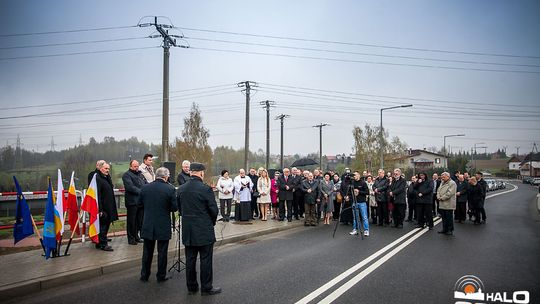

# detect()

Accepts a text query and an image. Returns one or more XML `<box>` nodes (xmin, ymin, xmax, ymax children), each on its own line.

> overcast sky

<box><xmin>1</xmin><ymin>1</ymin><xmax>539</xmax><ymax>157</ymax></box>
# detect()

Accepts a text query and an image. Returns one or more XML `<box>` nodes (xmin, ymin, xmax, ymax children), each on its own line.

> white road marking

<box><xmin>295</xmin><ymin>220</ymin><xmax>437</xmax><ymax>304</ymax></box>
<box><xmin>318</xmin><ymin>219</ymin><xmax>442</xmax><ymax>304</ymax></box>
<box><xmin>298</xmin><ymin>183</ymin><xmax>520</xmax><ymax>304</ymax></box>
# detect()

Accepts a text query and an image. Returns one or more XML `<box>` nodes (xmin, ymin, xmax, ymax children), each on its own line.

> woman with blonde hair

<box><xmin>257</xmin><ymin>167</ymin><xmax>271</xmax><ymax>221</ymax></box>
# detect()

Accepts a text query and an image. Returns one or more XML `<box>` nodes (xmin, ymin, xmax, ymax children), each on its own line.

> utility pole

<box><xmin>515</xmin><ymin>146</ymin><xmax>520</xmax><ymax>156</ymax></box>
<box><xmin>275</xmin><ymin>114</ymin><xmax>290</xmax><ymax>169</ymax></box>
<box><xmin>238</xmin><ymin>81</ymin><xmax>257</xmax><ymax>170</ymax></box>
<box><xmin>79</xmin><ymin>134</ymin><xmax>83</xmax><ymax>146</ymax></box>
<box><xmin>530</xmin><ymin>143</ymin><xmax>538</xmax><ymax>177</ymax></box>
<box><xmin>313</xmin><ymin>123</ymin><xmax>330</xmax><ymax>171</ymax></box>
<box><xmin>260</xmin><ymin>100</ymin><xmax>275</xmax><ymax>169</ymax></box>
<box><xmin>139</xmin><ymin>16</ymin><xmax>187</xmax><ymax>162</ymax></box>
<box><xmin>16</xmin><ymin>134</ymin><xmax>22</xmax><ymax>168</ymax></box>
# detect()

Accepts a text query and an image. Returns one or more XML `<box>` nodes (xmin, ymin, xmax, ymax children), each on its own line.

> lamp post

<box><xmin>380</xmin><ymin>104</ymin><xmax>413</xmax><ymax>170</ymax></box>
<box><xmin>443</xmin><ymin>134</ymin><xmax>465</xmax><ymax>169</ymax></box>
<box><xmin>472</xmin><ymin>142</ymin><xmax>486</xmax><ymax>171</ymax></box>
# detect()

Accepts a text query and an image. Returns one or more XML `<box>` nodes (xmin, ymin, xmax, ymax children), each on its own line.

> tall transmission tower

<box><xmin>260</xmin><ymin>100</ymin><xmax>276</xmax><ymax>169</ymax></box>
<box><xmin>139</xmin><ymin>16</ymin><xmax>188</xmax><ymax>162</ymax></box>
<box><xmin>238</xmin><ymin>81</ymin><xmax>258</xmax><ymax>169</ymax></box>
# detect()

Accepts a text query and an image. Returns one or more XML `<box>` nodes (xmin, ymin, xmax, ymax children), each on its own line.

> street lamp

<box><xmin>472</xmin><ymin>142</ymin><xmax>487</xmax><ymax>172</ymax></box>
<box><xmin>380</xmin><ymin>104</ymin><xmax>413</xmax><ymax>170</ymax></box>
<box><xmin>443</xmin><ymin>134</ymin><xmax>465</xmax><ymax>168</ymax></box>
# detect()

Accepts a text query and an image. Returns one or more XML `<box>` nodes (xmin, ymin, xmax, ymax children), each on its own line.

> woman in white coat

<box><xmin>216</xmin><ymin>170</ymin><xmax>234</xmax><ymax>222</ymax></box>
<box><xmin>257</xmin><ymin>167</ymin><xmax>272</xmax><ymax>221</ymax></box>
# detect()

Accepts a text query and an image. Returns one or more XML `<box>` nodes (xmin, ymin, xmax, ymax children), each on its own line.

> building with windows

<box><xmin>394</xmin><ymin>149</ymin><xmax>447</xmax><ymax>170</ymax></box>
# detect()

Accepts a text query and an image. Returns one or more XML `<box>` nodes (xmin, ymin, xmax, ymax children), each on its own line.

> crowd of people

<box><xmin>86</xmin><ymin>154</ymin><xmax>491</xmax><ymax>295</ymax></box>
<box><xmin>213</xmin><ymin>166</ymin><xmax>490</xmax><ymax>237</ymax></box>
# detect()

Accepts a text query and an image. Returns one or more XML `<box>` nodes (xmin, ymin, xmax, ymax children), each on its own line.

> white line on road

<box><xmin>295</xmin><ymin>184</ymin><xmax>518</xmax><ymax>304</ymax></box>
<box><xmin>294</xmin><ymin>219</ymin><xmax>439</xmax><ymax>304</ymax></box>
<box><xmin>318</xmin><ymin>218</ymin><xmax>442</xmax><ymax>304</ymax></box>
<box><xmin>310</xmin><ymin>184</ymin><xmax>519</xmax><ymax>304</ymax></box>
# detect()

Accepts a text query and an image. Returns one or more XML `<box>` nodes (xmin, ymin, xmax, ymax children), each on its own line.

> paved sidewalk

<box><xmin>0</xmin><ymin>219</ymin><xmax>303</xmax><ymax>299</ymax></box>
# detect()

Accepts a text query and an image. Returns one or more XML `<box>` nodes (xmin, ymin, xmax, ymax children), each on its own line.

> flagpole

<box><xmin>64</xmin><ymin>210</ymin><xmax>82</xmax><ymax>256</ymax></box>
<box><xmin>55</xmin><ymin>210</ymin><xmax>68</xmax><ymax>256</ymax></box>
<box><xmin>30</xmin><ymin>214</ymin><xmax>46</xmax><ymax>255</ymax></box>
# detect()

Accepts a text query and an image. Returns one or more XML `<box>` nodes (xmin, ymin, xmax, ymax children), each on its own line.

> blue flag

<box><xmin>43</xmin><ymin>178</ymin><xmax>57</xmax><ymax>259</ymax></box>
<box><xmin>13</xmin><ymin>176</ymin><xmax>34</xmax><ymax>244</ymax></box>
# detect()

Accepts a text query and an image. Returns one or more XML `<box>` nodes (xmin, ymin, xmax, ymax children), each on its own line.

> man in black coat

<box><xmin>94</xmin><ymin>161</ymin><xmax>118</xmax><ymax>251</ymax></box>
<box><xmin>414</xmin><ymin>173</ymin><xmax>434</xmax><ymax>229</ymax></box>
<box><xmin>389</xmin><ymin>169</ymin><xmax>407</xmax><ymax>228</ymax></box>
<box><xmin>177</xmin><ymin>160</ymin><xmax>191</xmax><ymax>186</ymax></box>
<box><xmin>291</xmin><ymin>167</ymin><xmax>303</xmax><ymax>220</ymax></box>
<box><xmin>302</xmin><ymin>172</ymin><xmax>320</xmax><ymax>226</ymax></box>
<box><xmin>475</xmin><ymin>172</ymin><xmax>488</xmax><ymax>223</ymax></box>
<box><xmin>432</xmin><ymin>173</ymin><xmax>441</xmax><ymax>216</ymax></box>
<box><xmin>139</xmin><ymin>167</ymin><xmax>177</xmax><ymax>282</ymax></box>
<box><xmin>122</xmin><ymin>160</ymin><xmax>147</xmax><ymax>245</ymax></box>
<box><xmin>178</xmin><ymin>162</ymin><xmax>221</xmax><ymax>296</ymax></box>
<box><xmin>88</xmin><ymin>160</ymin><xmax>105</xmax><ymax>186</ymax></box>
<box><xmin>455</xmin><ymin>174</ymin><xmax>468</xmax><ymax>223</ymax></box>
<box><xmin>248</xmin><ymin>168</ymin><xmax>259</xmax><ymax>219</ymax></box>
<box><xmin>372</xmin><ymin>169</ymin><xmax>389</xmax><ymax>226</ymax></box>
<box><xmin>406</xmin><ymin>175</ymin><xmax>417</xmax><ymax>222</ymax></box>
<box><xmin>277</xmin><ymin>168</ymin><xmax>296</xmax><ymax>222</ymax></box>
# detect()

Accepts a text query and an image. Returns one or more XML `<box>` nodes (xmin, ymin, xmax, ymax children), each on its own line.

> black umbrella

<box><xmin>290</xmin><ymin>158</ymin><xmax>318</xmax><ymax>167</ymax></box>
<box><xmin>268</xmin><ymin>169</ymin><xmax>282</xmax><ymax>176</ymax></box>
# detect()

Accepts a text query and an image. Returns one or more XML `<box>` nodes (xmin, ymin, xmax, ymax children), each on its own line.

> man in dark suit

<box><xmin>177</xmin><ymin>160</ymin><xmax>190</xmax><ymax>186</ymax></box>
<box><xmin>178</xmin><ymin>162</ymin><xmax>221</xmax><ymax>296</ymax></box>
<box><xmin>432</xmin><ymin>173</ymin><xmax>441</xmax><ymax>216</ymax></box>
<box><xmin>389</xmin><ymin>168</ymin><xmax>407</xmax><ymax>228</ymax></box>
<box><xmin>290</xmin><ymin>167</ymin><xmax>303</xmax><ymax>220</ymax></box>
<box><xmin>88</xmin><ymin>160</ymin><xmax>105</xmax><ymax>186</ymax></box>
<box><xmin>139</xmin><ymin>167</ymin><xmax>177</xmax><ymax>282</ymax></box>
<box><xmin>122</xmin><ymin>160</ymin><xmax>147</xmax><ymax>245</ymax></box>
<box><xmin>94</xmin><ymin>161</ymin><xmax>118</xmax><ymax>251</ymax></box>
<box><xmin>277</xmin><ymin>167</ymin><xmax>295</xmax><ymax>222</ymax></box>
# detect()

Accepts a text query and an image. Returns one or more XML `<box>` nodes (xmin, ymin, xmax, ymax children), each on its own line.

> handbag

<box><xmin>253</xmin><ymin>191</ymin><xmax>261</xmax><ymax>198</ymax></box>
<box><xmin>336</xmin><ymin>192</ymin><xmax>343</xmax><ymax>203</ymax></box>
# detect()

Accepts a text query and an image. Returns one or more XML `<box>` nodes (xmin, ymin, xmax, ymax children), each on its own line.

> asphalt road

<box><xmin>7</xmin><ymin>183</ymin><xmax>539</xmax><ymax>304</ymax></box>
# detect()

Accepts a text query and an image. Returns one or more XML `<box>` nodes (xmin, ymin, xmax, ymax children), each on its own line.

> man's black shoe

<box><xmin>107</xmin><ymin>238</ymin><xmax>112</xmax><ymax>242</ymax></box>
<box><xmin>128</xmin><ymin>240</ymin><xmax>138</xmax><ymax>245</ymax></box>
<box><xmin>201</xmin><ymin>287</ymin><xmax>222</xmax><ymax>296</ymax></box>
<box><xmin>445</xmin><ymin>231</ymin><xmax>453</xmax><ymax>236</ymax></box>
<box><xmin>437</xmin><ymin>230</ymin><xmax>447</xmax><ymax>234</ymax></box>
<box><xmin>157</xmin><ymin>277</ymin><xmax>169</xmax><ymax>283</ymax></box>
<box><xmin>295</xmin><ymin>216</ymin><xmax>299</xmax><ymax>220</ymax></box>
<box><xmin>136</xmin><ymin>239</ymin><xmax>144</xmax><ymax>243</ymax></box>
<box><xmin>140</xmin><ymin>276</ymin><xmax>149</xmax><ymax>282</ymax></box>
<box><xmin>287</xmin><ymin>219</ymin><xmax>292</xmax><ymax>222</ymax></box>
<box><xmin>188</xmin><ymin>288</ymin><xmax>199</xmax><ymax>295</ymax></box>
<box><xmin>101</xmin><ymin>245</ymin><xmax>114</xmax><ymax>252</ymax></box>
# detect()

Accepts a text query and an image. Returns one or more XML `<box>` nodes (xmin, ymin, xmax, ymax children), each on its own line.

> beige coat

<box><xmin>437</xmin><ymin>179</ymin><xmax>457</xmax><ymax>210</ymax></box>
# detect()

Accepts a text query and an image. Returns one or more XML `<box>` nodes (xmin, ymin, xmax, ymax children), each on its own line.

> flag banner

<box><xmin>66</xmin><ymin>171</ymin><xmax>80</xmax><ymax>235</ymax></box>
<box><xmin>81</xmin><ymin>173</ymin><xmax>99</xmax><ymax>243</ymax></box>
<box><xmin>43</xmin><ymin>178</ymin><xmax>57</xmax><ymax>259</ymax></box>
<box><xmin>13</xmin><ymin>176</ymin><xmax>34</xmax><ymax>244</ymax></box>
<box><xmin>54</xmin><ymin>169</ymin><xmax>65</xmax><ymax>241</ymax></box>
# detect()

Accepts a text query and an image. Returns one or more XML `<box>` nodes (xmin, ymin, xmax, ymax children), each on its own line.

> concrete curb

<box><xmin>0</xmin><ymin>221</ymin><xmax>303</xmax><ymax>300</ymax></box>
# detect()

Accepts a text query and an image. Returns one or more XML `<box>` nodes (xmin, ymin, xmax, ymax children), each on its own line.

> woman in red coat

<box><xmin>270</xmin><ymin>172</ymin><xmax>280</xmax><ymax>219</ymax></box>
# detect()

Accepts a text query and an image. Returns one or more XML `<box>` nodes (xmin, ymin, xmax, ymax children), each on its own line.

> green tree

<box><xmin>170</xmin><ymin>103</ymin><xmax>213</xmax><ymax>180</ymax></box>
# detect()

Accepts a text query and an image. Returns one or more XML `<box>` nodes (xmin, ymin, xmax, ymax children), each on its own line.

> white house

<box><xmin>508</xmin><ymin>156</ymin><xmax>523</xmax><ymax>171</ymax></box>
<box><xmin>394</xmin><ymin>149</ymin><xmax>448</xmax><ymax>170</ymax></box>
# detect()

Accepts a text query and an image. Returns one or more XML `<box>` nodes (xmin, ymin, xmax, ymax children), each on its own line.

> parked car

<box><xmin>485</xmin><ymin>179</ymin><xmax>496</xmax><ymax>191</ymax></box>
<box><xmin>532</xmin><ymin>178</ymin><xmax>540</xmax><ymax>186</ymax></box>
<box><xmin>523</xmin><ymin>176</ymin><xmax>533</xmax><ymax>184</ymax></box>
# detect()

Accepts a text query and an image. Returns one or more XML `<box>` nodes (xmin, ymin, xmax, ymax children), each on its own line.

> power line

<box><xmin>185</xmin><ymin>36</ymin><xmax>540</xmax><ymax>69</ymax></box>
<box><xmin>0</xmin><ymin>46</ymin><xmax>158</xmax><ymax>61</ymax></box>
<box><xmin>178</xmin><ymin>26</ymin><xmax>540</xmax><ymax>59</ymax></box>
<box><xmin>2</xmin><ymin>84</ymin><xmax>234</xmax><ymax>110</ymax></box>
<box><xmin>259</xmin><ymin>82</ymin><xmax>538</xmax><ymax>109</ymax></box>
<box><xmin>0</xmin><ymin>37</ymin><xmax>150</xmax><ymax>50</ymax></box>
<box><xmin>189</xmin><ymin>46</ymin><xmax>540</xmax><ymax>74</ymax></box>
<box><xmin>0</xmin><ymin>25</ymin><xmax>137</xmax><ymax>37</ymax></box>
